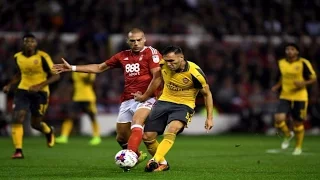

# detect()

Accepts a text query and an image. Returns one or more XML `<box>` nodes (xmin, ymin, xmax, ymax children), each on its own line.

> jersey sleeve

<box><xmin>40</xmin><ymin>51</ymin><xmax>54</xmax><ymax>74</ymax></box>
<box><xmin>191</xmin><ymin>67</ymin><xmax>208</xmax><ymax>89</ymax></box>
<box><xmin>275</xmin><ymin>60</ymin><xmax>281</xmax><ymax>82</ymax></box>
<box><xmin>302</xmin><ymin>60</ymin><xmax>317</xmax><ymax>80</ymax></box>
<box><xmin>148</xmin><ymin>47</ymin><xmax>161</xmax><ymax>69</ymax></box>
<box><xmin>13</xmin><ymin>54</ymin><xmax>20</xmax><ymax>74</ymax></box>
<box><xmin>104</xmin><ymin>52</ymin><xmax>122</xmax><ymax>68</ymax></box>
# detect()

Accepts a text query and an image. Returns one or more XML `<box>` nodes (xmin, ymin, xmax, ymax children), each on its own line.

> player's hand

<box><xmin>294</xmin><ymin>81</ymin><xmax>305</xmax><ymax>88</ymax></box>
<box><xmin>204</xmin><ymin>118</ymin><xmax>213</xmax><ymax>133</ymax></box>
<box><xmin>29</xmin><ymin>84</ymin><xmax>43</xmax><ymax>92</ymax></box>
<box><xmin>131</xmin><ymin>91</ymin><xmax>148</xmax><ymax>102</ymax></box>
<box><xmin>52</xmin><ymin>58</ymin><xmax>72</xmax><ymax>74</ymax></box>
<box><xmin>2</xmin><ymin>85</ymin><xmax>11</xmax><ymax>93</ymax></box>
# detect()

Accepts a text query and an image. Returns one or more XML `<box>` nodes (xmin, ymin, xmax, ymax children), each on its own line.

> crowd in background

<box><xmin>1</xmin><ymin>0</ymin><xmax>320</xmax><ymax>133</ymax></box>
<box><xmin>1</xmin><ymin>0</ymin><xmax>320</xmax><ymax>36</ymax></box>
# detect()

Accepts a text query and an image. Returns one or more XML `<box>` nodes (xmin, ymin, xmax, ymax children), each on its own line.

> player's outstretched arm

<box><xmin>200</xmin><ymin>85</ymin><xmax>214</xmax><ymax>133</ymax></box>
<box><xmin>53</xmin><ymin>58</ymin><xmax>110</xmax><ymax>74</ymax></box>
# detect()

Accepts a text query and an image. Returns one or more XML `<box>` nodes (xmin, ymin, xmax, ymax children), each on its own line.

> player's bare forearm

<box><xmin>7</xmin><ymin>73</ymin><xmax>21</xmax><ymax>86</ymax></box>
<box><xmin>54</xmin><ymin>58</ymin><xmax>109</xmax><ymax>74</ymax></box>
<box><xmin>39</xmin><ymin>74</ymin><xmax>60</xmax><ymax>87</ymax></box>
<box><xmin>143</xmin><ymin>67</ymin><xmax>162</xmax><ymax>98</ymax></box>
<box><xmin>204</xmin><ymin>93</ymin><xmax>214</xmax><ymax>120</ymax></box>
<box><xmin>3</xmin><ymin>73</ymin><xmax>21</xmax><ymax>92</ymax></box>
<box><xmin>201</xmin><ymin>86</ymin><xmax>214</xmax><ymax>120</ymax></box>
<box><xmin>271</xmin><ymin>80</ymin><xmax>282</xmax><ymax>92</ymax></box>
<box><xmin>304</xmin><ymin>78</ymin><xmax>317</xmax><ymax>86</ymax></box>
<box><xmin>75</xmin><ymin>63</ymin><xmax>108</xmax><ymax>73</ymax></box>
<box><xmin>144</xmin><ymin>76</ymin><xmax>162</xmax><ymax>98</ymax></box>
<box><xmin>275</xmin><ymin>80</ymin><xmax>282</xmax><ymax>87</ymax></box>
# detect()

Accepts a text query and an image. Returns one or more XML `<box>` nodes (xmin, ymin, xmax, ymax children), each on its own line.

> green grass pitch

<box><xmin>0</xmin><ymin>134</ymin><xmax>319</xmax><ymax>180</ymax></box>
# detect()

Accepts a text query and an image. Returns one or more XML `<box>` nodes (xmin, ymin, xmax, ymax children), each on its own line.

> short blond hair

<box><xmin>129</xmin><ymin>28</ymin><xmax>144</xmax><ymax>34</ymax></box>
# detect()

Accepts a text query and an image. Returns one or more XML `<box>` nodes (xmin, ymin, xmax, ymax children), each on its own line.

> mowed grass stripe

<box><xmin>0</xmin><ymin>135</ymin><xmax>319</xmax><ymax>180</ymax></box>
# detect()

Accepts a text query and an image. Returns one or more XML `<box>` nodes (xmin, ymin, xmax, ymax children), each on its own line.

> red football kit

<box><xmin>105</xmin><ymin>46</ymin><xmax>162</xmax><ymax>102</ymax></box>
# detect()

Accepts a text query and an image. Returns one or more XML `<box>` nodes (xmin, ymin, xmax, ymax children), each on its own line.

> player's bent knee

<box><xmin>12</xmin><ymin>110</ymin><xmax>27</xmax><ymax>124</ymax></box>
<box><xmin>31</xmin><ymin>122</ymin><xmax>40</xmax><ymax>130</ymax></box>
<box><xmin>166</xmin><ymin>126</ymin><xmax>183</xmax><ymax>134</ymax></box>
<box><xmin>30</xmin><ymin>119</ymin><xmax>42</xmax><ymax>130</ymax></box>
<box><xmin>116</xmin><ymin>134</ymin><xmax>128</xmax><ymax>143</ymax></box>
<box><xmin>166</xmin><ymin>121</ymin><xmax>185</xmax><ymax>134</ymax></box>
<box><xmin>143</xmin><ymin>132</ymin><xmax>157</xmax><ymax>141</ymax></box>
<box><xmin>131</xmin><ymin>118</ymin><xmax>145</xmax><ymax>126</ymax></box>
<box><xmin>274</xmin><ymin>120</ymin><xmax>284</xmax><ymax>125</ymax></box>
<box><xmin>274</xmin><ymin>114</ymin><xmax>286</xmax><ymax>122</ymax></box>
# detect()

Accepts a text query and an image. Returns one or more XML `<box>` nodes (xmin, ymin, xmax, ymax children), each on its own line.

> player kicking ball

<box><xmin>133</xmin><ymin>46</ymin><xmax>214</xmax><ymax>172</ymax></box>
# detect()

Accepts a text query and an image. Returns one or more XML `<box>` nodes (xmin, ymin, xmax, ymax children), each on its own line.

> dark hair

<box><xmin>285</xmin><ymin>42</ymin><xmax>300</xmax><ymax>52</ymax></box>
<box><xmin>22</xmin><ymin>33</ymin><xmax>36</xmax><ymax>40</ymax></box>
<box><xmin>162</xmin><ymin>45</ymin><xmax>183</xmax><ymax>55</ymax></box>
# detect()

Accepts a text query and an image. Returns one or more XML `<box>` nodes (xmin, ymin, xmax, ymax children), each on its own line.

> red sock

<box><xmin>128</xmin><ymin>125</ymin><xmax>143</xmax><ymax>155</ymax></box>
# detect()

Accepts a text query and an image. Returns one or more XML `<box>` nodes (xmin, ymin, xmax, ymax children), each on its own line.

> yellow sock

<box><xmin>91</xmin><ymin>120</ymin><xmax>100</xmax><ymax>137</ymax></box>
<box><xmin>154</xmin><ymin>133</ymin><xmax>176</xmax><ymax>162</ymax></box>
<box><xmin>40</xmin><ymin>122</ymin><xmax>51</xmax><ymax>134</ymax></box>
<box><xmin>11</xmin><ymin>124</ymin><xmax>23</xmax><ymax>149</ymax></box>
<box><xmin>144</xmin><ymin>139</ymin><xmax>167</xmax><ymax>163</ymax></box>
<box><xmin>144</xmin><ymin>139</ymin><xmax>159</xmax><ymax>156</ymax></box>
<box><xmin>293</xmin><ymin>124</ymin><xmax>304</xmax><ymax>149</ymax></box>
<box><xmin>61</xmin><ymin>118</ymin><xmax>73</xmax><ymax>137</ymax></box>
<box><xmin>275</xmin><ymin>121</ymin><xmax>291</xmax><ymax>137</ymax></box>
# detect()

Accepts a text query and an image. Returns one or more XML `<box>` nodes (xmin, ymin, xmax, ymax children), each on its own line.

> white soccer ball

<box><xmin>114</xmin><ymin>149</ymin><xmax>138</xmax><ymax>168</ymax></box>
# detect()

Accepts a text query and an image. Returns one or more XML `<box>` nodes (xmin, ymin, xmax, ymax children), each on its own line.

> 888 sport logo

<box><xmin>125</xmin><ymin>63</ymin><xmax>140</xmax><ymax>76</ymax></box>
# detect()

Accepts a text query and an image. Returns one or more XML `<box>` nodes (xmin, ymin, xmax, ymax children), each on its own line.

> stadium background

<box><xmin>0</xmin><ymin>0</ymin><xmax>320</xmax><ymax>136</ymax></box>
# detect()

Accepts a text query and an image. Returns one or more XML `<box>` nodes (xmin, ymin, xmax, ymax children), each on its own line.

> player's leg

<box><xmin>86</xmin><ymin>101</ymin><xmax>101</xmax><ymax>145</ymax></box>
<box><xmin>143</xmin><ymin>132</ymin><xmax>159</xmax><ymax>157</ymax></box>
<box><xmin>11</xmin><ymin>89</ymin><xmax>30</xmax><ymax>158</ymax></box>
<box><xmin>56</xmin><ymin>102</ymin><xmax>77</xmax><ymax>143</ymax></box>
<box><xmin>143</xmin><ymin>101</ymin><xmax>168</xmax><ymax>157</ymax></box>
<box><xmin>152</xmin><ymin>103</ymin><xmax>193</xmax><ymax>172</ymax></box>
<box><xmin>30</xmin><ymin>92</ymin><xmax>54</xmax><ymax>147</ymax></box>
<box><xmin>152</xmin><ymin>120</ymin><xmax>184</xmax><ymax>172</ymax></box>
<box><xmin>55</xmin><ymin>117</ymin><xmax>73</xmax><ymax>144</ymax></box>
<box><xmin>116</xmin><ymin>99</ymin><xmax>137</xmax><ymax>149</ymax></box>
<box><xmin>30</xmin><ymin>116</ymin><xmax>54</xmax><ymax>147</ymax></box>
<box><xmin>11</xmin><ymin>109</ymin><xmax>28</xmax><ymax>159</ymax></box>
<box><xmin>116</xmin><ymin>123</ymin><xmax>131</xmax><ymax>149</ymax></box>
<box><xmin>291</xmin><ymin>101</ymin><xmax>308</xmax><ymax>155</ymax></box>
<box><xmin>116</xmin><ymin>100</ymin><xmax>134</xmax><ymax>149</ymax></box>
<box><xmin>143</xmin><ymin>131</ymin><xmax>161</xmax><ymax>171</ymax></box>
<box><xmin>128</xmin><ymin>108</ymin><xmax>149</xmax><ymax>162</ymax></box>
<box><xmin>274</xmin><ymin>99</ymin><xmax>293</xmax><ymax>149</ymax></box>
<box><xmin>143</xmin><ymin>101</ymin><xmax>171</xmax><ymax>172</ymax></box>
<box><xmin>128</xmin><ymin>98</ymin><xmax>156</xmax><ymax>156</ymax></box>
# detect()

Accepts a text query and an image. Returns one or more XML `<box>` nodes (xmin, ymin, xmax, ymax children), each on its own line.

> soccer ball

<box><xmin>114</xmin><ymin>149</ymin><xmax>138</xmax><ymax>168</ymax></box>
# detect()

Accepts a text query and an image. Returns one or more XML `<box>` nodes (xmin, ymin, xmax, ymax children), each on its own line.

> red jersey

<box><xmin>105</xmin><ymin>46</ymin><xmax>162</xmax><ymax>102</ymax></box>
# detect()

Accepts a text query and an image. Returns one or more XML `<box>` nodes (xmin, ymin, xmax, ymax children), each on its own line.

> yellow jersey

<box><xmin>278</xmin><ymin>57</ymin><xmax>316</xmax><ymax>101</ymax></box>
<box><xmin>14</xmin><ymin>50</ymin><xmax>54</xmax><ymax>93</ymax></box>
<box><xmin>159</xmin><ymin>60</ymin><xmax>208</xmax><ymax>109</ymax></box>
<box><xmin>72</xmin><ymin>72</ymin><xmax>96</xmax><ymax>102</ymax></box>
